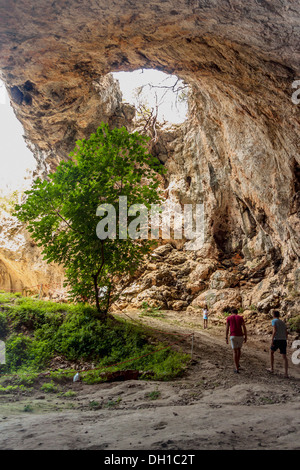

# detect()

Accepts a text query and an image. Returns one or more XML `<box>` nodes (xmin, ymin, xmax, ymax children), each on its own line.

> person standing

<box><xmin>203</xmin><ymin>304</ymin><xmax>208</xmax><ymax>329</ymax></box>
<box><xmin>268</xmin><ymin>310</ymin><xmax>288</xmax><ymax>378</ymax></box>
<box><xmin>225</xmin><ymin>308</ymin><xmax>247</xmax><ymax>373</ymax></box>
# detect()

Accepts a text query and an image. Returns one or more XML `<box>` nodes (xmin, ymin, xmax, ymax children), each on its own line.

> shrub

<box><xmin>289</xmin><ymin>315</ymin><xmax>300</xmax><ymax>333</ymax></box>
<box><xmin>0</xmin><ymin>385</ymin><xmax>19</xmax><ymax>394</ymax></box>
<box><xmin>0</xmin><ymin>292</ymin><xmax>17</xmax><ymax>304</ymax></box>
<box><xmin>40</xmin><ymin>381</ymin><xmax>58</xmax><ymax>393</ymax></box>
<box><xmin>61</xmin><ymin>390</ymin><xmax>77</xmax><ymax>398</ymax></box>
<box><xmin>5</xmin><ymin>334</ymin><xmax>33</xmax><ymax>371</ymax></box>
<box><xmin>23</xmin><ymin>404</ymin><xmax>34</xmax><ymax>412</ymax></box>
<box><xmin>0</xmin><ymin>294</ymin><xmax>189</xmax><ymax>381</ymax></box>
<box><xmin>7</xmin><ymin>297</ymin><xmax>66</xmax><ymax>331</ymax></box>
<box><xmin>0</xmin><ymin>312</ymin><xmax>9</xmax><ymax>339</ymax></box>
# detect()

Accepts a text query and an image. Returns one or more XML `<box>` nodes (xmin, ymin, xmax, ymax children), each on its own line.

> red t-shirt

<box><xmin>226</xmin><ymin>314</ymin><xmax>244</xmax><ymax>336</ymax></box>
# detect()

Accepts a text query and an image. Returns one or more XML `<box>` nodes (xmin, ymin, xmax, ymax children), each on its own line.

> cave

<box><xmin>0</xmin><ymin>0</ymin><xmax>299</xmax><ymax>313</ymax></box>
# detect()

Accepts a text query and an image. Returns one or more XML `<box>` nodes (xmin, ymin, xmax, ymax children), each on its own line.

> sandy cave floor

<box><xmin>0</xmin><ymin>310</ymin><xmax>299</xmax><ymax>451</ymax></box>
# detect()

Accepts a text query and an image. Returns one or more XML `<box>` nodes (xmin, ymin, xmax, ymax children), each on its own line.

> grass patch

<box><xmin>0</xmin><ymin>384</ymin><xmax>20</xmax><ymax>394</ymax></box>
<box><xmin>140</xmin><ymin>302</ymin><xmax>165</xmax><ymax>319</ymax></box>
<box><xmin>0</xmin><ymin>293</ymin><xmax>189</xmax><ymax>384</ymax></box>
<box><xmin>40</xmin><ymin>381</ymin><xmax>58</xmax><ymax>393</ymax></box>
<box><xmin>60</xmin><ymin>390</ymin><xmax>77</xmax><ymax>398</ymax></box>
<box><xmin>146</xmin><ymin>390</ymin><xmax>160</xmax><ymax>400</ymax></box>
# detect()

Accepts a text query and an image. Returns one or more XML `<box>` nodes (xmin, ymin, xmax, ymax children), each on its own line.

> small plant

<box><xmin>40</xmin><ymin>381</ymin><xmax>58</xmax><ymax>393</ymax></box>
<box><xmin>146</xmin><ymin>390</ymin><xmax>160</xmax><ymax>400</ymax></box>
<box><xmin>23</xmin><ymin>404</ymin><xmax>34</xmax><ymax>412</ymax></box>
<box><xmin>222</xmin><ymin>311</ymin><xmax>231</xmax><ymax>318</ymax></box>
<box><xmin>60</xmin><ymin>390</ymin><xmax>77</xmax><ymax>398</ymax></box>
<box><xmin>104</xmin><ymin>397</ymin><xmax>122</xmax><ymax>408</ymax></box>
<box><xmin>77</xmin><ymin>370</ymin><xmax>108</xmax><ymax>385</ymax></box>
<box><xmin>260</xmin><ymin>396</ymin><xmax>274</xmax><ymax>405</ymax></box>
<box><xmin>141</xmin><ymin>301</ymin><xmax>151</xmax><ymax>310</ymax></box>
<box><xmin>49</xmin><ymin>370</ymin><xmax>77</xmax><ymax>382</ymax></box>
<box><xmin>14</xmin><ymin>369</ymin><xmax>39</xmax><ymax>386</ymax></box>
<box><xmin>89</xmin><ymin>400</ymin><xmax>101</xmax><ymax>409</ymax></box>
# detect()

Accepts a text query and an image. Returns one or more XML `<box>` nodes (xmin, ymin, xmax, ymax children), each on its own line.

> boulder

<box><xmin>189</xmin><ymin>288</ymin><xmax>242</xmax><ymax>313</ymax></box>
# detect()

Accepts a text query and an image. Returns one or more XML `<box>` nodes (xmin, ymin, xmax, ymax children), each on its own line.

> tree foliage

<box><xmin>15</xmin><ymin>123</ymin><xmax>164</xmax><ymax>318</ymax></box>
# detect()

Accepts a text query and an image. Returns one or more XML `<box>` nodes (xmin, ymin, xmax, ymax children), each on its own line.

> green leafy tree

<box><xmin>15</xmin><ymin>123</ymin><xmax>164</xmax><ymax>319</ymax></box>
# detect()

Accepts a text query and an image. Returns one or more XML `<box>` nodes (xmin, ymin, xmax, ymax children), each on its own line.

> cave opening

<box><xmin>112</xmin><ymin>69</ymin><xmax>189</xmax><ymax>126</ymax></box>
<box><xmin>0</xmin><ymin>0</ymin><xmax>298</xmax><ymax>343</ymax></box>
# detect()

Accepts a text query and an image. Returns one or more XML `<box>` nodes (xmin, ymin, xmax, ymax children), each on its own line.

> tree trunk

<box><xmin>92</xmin><ymin>240</ymin><xmax>107</xmax><ymax>320</ymax></box>
<box><xmin>92</xmin><ymin>273</ymin><xmax>107</xmax><ymax>321</ymax></box>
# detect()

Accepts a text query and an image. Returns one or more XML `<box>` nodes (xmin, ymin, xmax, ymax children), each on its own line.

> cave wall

<box><xmin>0</xmin><ymin>0</ymin><xmax>299</xmax><ymax>310</ymax></box>
<box><xmin>0</xmin><ymin>210</ymin><xmax>65</xmax><ymax>297</ymax></box>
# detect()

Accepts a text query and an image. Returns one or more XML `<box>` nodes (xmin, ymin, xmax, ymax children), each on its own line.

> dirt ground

<box><xmin>0</xmin><ymin>310</ymin><xmax>299</xmax><ymax>450</ymax></box>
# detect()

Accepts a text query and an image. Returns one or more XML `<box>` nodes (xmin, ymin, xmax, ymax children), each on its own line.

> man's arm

<box><xmin>271</xmin><ymin>324</ymin><xmax>276</xmax><ymax>345</ymax></box>
<box><xmin>242</xmin><ymin>320</ymin><xmax>247</xmax><ymax>343</ymax></box>
<box><xmin>225</xmin><ymin>321</ymin><xmax>229</xmax><ymax>343</ymax></box>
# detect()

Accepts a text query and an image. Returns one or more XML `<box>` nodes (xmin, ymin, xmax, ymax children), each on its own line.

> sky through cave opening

<box><xmin>112</xmin><ymin>69</ymin><xmax>189</xmax><ymax>125</ymax></box>
<box><xmin>0</xmin><ymin>80</ymin><xmax>36</xmax><ymax>203</ymax></box>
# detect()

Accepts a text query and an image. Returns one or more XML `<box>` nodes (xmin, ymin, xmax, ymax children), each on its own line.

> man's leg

<box><xmin>233</xmin><ymin>348</ymin><xmax>239</xmax><ymax>372</ymax></box>
<box><xmin>237</xmin><ymin>348</ymin><xmax>241</xmax><ymax>368</ymax></box>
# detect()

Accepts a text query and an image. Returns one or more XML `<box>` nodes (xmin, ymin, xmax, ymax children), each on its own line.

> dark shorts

<box><xmin>271</xmin><ymin>340</ymin><xmax>287</xmax><ymax>355</ymax></box>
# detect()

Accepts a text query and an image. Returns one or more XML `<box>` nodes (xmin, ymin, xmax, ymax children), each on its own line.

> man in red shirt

<box><xmin>225</xmin><ymin>308</ymin><xmax>247</xmax><ymax>373</ymax></box>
